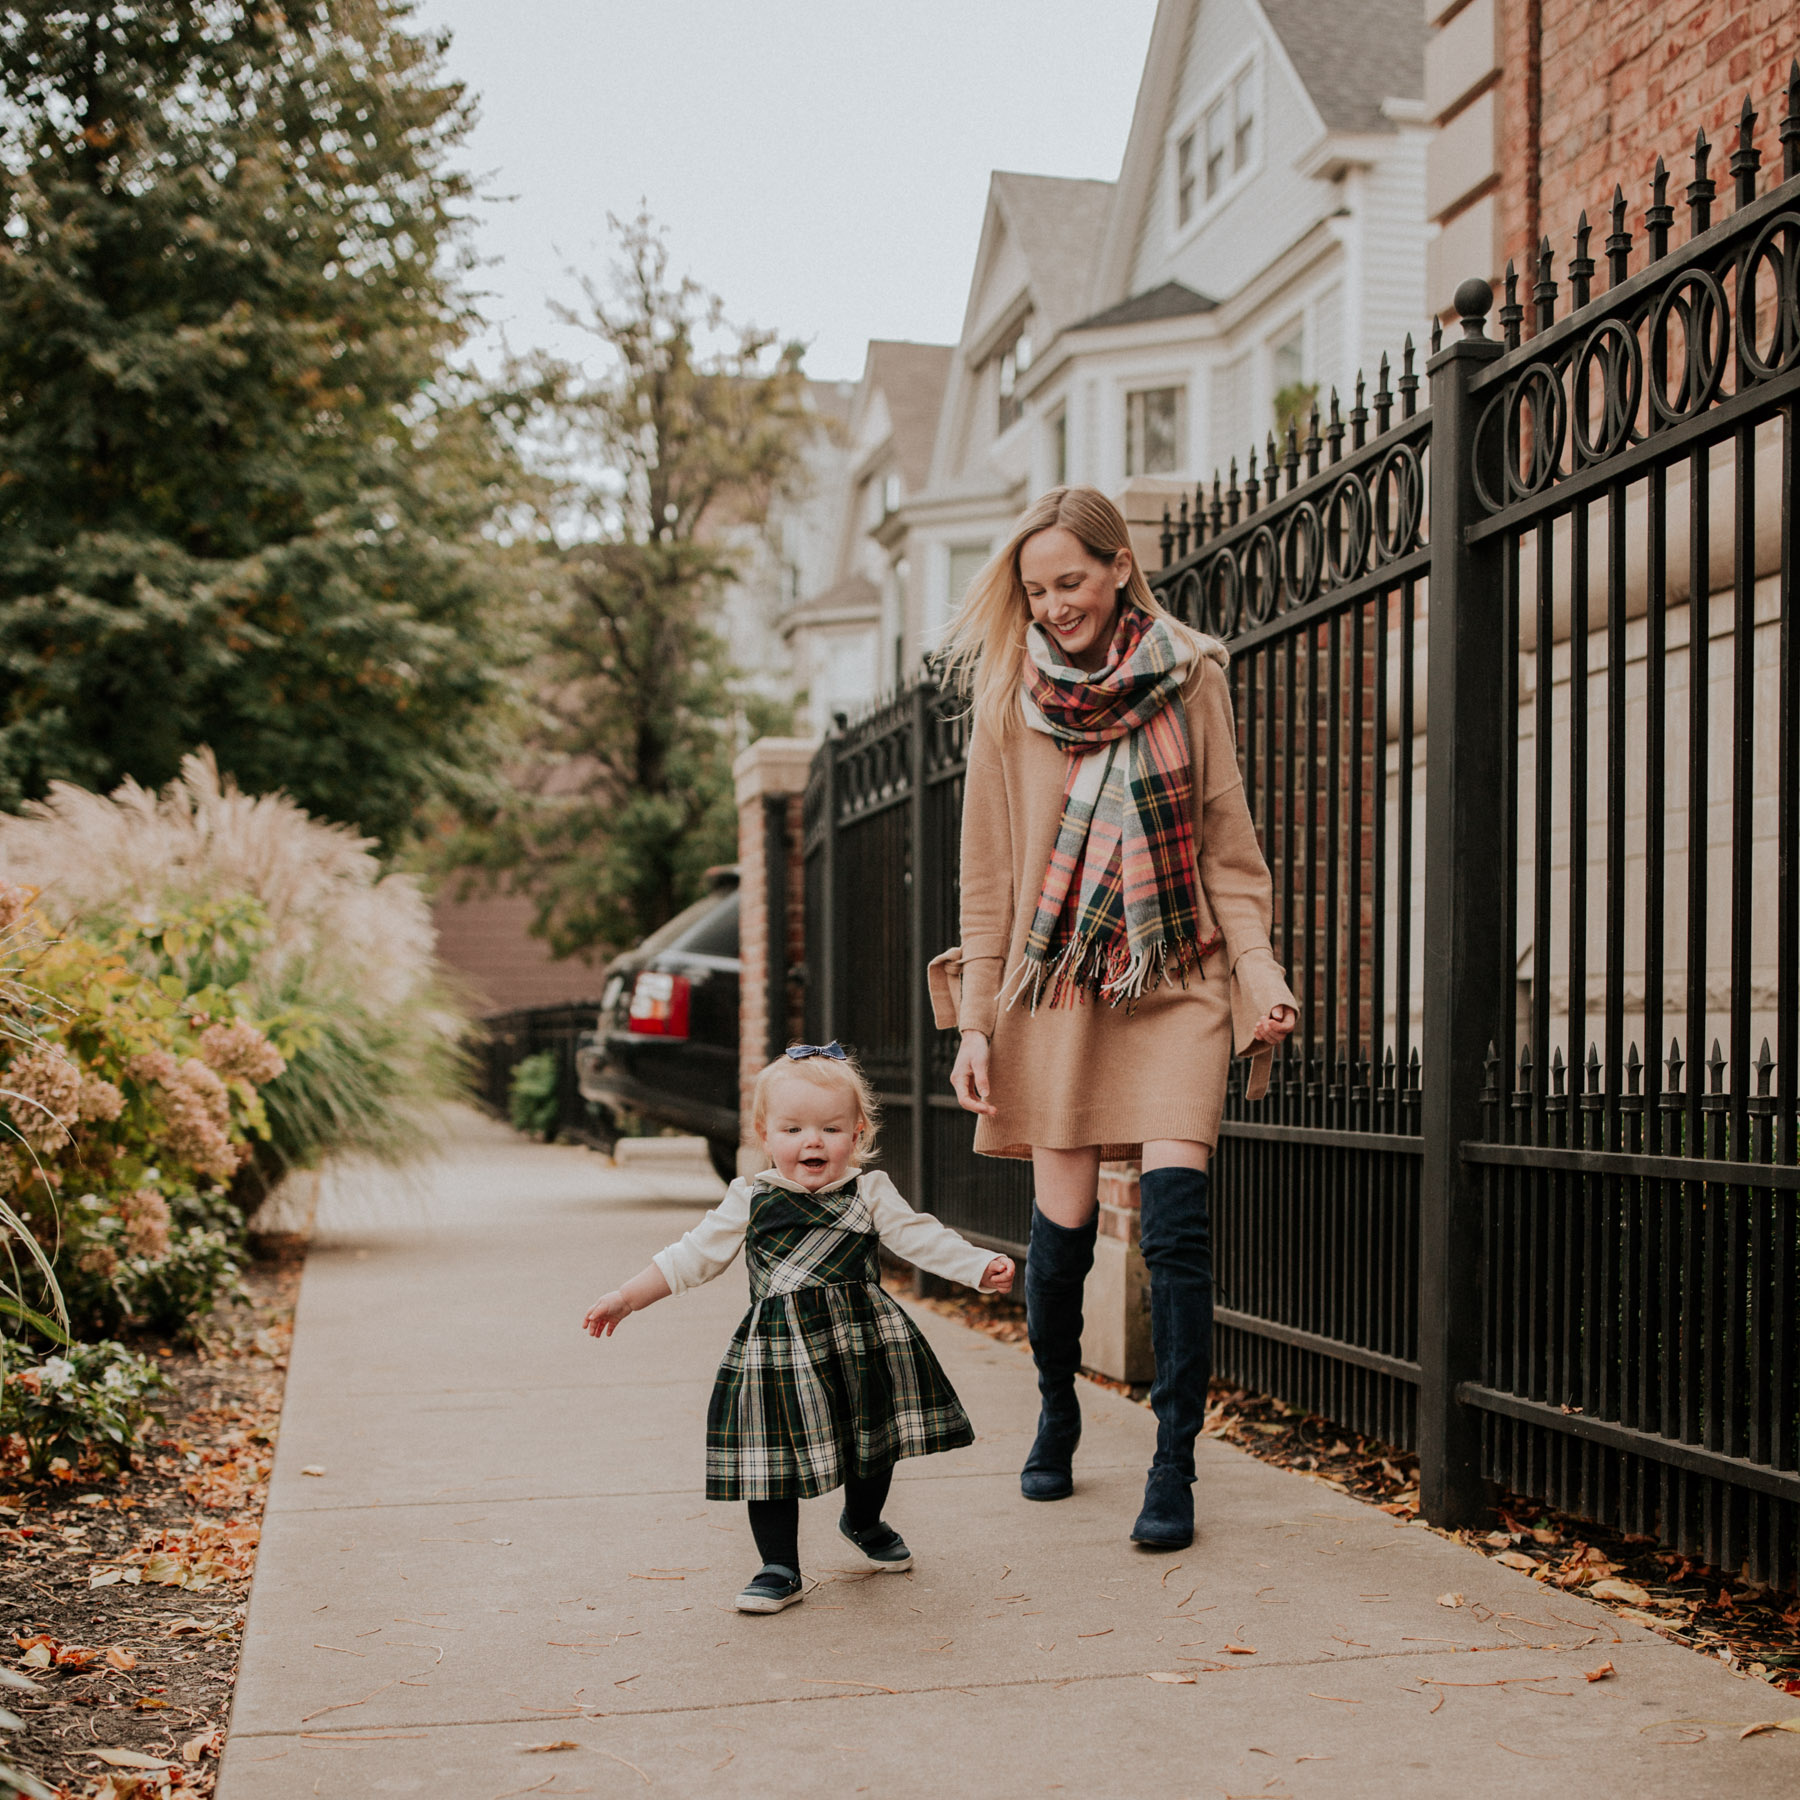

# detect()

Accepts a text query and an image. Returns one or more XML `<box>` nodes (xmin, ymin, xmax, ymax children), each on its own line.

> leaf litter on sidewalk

<box><xmin>901</xmin><ymin>1274</ymin><xmax>1800</xmax><ymax>1698</ymax></box>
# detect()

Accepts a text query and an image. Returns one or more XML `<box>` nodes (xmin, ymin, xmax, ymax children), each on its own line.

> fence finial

<box><xmin>1225</xmin><ymin>457</ymin><xmax>1241</xmax><ymax>525</ymax></box>
<box><xmin>1686</xmin><ymin>126</ymin><xmax>1714</xmax><ymax>234</ymax></box>
<box><xmin>1326</xmin><ymin>386</ymin><xmax>1345</xmax><ymax>462</ymax></box>
<box><xmin>1757</xmin><ymin>1037</ymin><xmax>1774</xmax><ymax>1096</ymax></box>
<box><xmin>1532</xmin><ymin>236</ymin><xmax>1557</xmax><ymax>332</ymax></box>
<box><xmin>1666</xmin><ymin>1036</ymin><xmax>1685</xmax><ymax>1095</ymax></box>
<box><xmin>1304</xmin><ymin>399</ymin><xmax>1322</xmax><ymax>477</ymax></box>
<box><xmin>1350</xmin><ymin>371</ymin><xmax>1369</xmax><ymax>448</ymax></box>
<box><xmin>1175</xmin><ymin>494</ymin><xmax>1190</xmax><ymax>560</ymax></box>
<box><xmin>1374</xmin><ymin>352</ymin><xmax>1393</xmax><ymax>433</ymax></box>
<box><xmin>1569</xmin><ymin>211</ymin><xmax>1594</xmax><ymax>310</ymax></box>
<box><xmin>1626</xmin><ymin>1042</ymin><xmax>1643</xmax><ymax>1096</ymax></box>
<box><xmin>1264</xmin><ymin>433</ymin><xmax>1281</xmax><ymax>504</ymax></box>
<box><xmin>1245</xmin><ymin>444</ymin><xmax>1260</xmax><ymax>515</ymax></box>
<box><xmin>1499</xmin><ymin>261</ymin><xmax>1523</xmax><ymax>348</ymax></box>
<box><xmin>1646</xmin><ymin>155</ymin><xmax>1673</xmax><ymax>260</ymax></box>
<box><xmin>1732</xmin><ymin>94</ymin><xmax>1760</xmax><ymax>209</ymax></box>
<box><xmin>1400</xmin><ymin>333</ymin><xmax>1419</xmax><ymax>416</ymax></box>
<box><xmin>1159</xmin><ymin>504</ymin><xmax>1173</xmax><ymax>568</ymax></box>
<box><xmin>1606</xmin><ymin>183</ymin><xmax>1632</xmax><ymax>287</ymax></box>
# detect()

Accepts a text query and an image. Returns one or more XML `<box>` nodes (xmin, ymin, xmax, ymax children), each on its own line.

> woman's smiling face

<box><xmin>760</xmin><ymin>1073</ymin><xmax>862</xmax><ymax>1190</ymax></box>
<box><xmin>1019</xmin><ymin>526</ymin><xmax>1131</xmax><ymax>675</ymax></box>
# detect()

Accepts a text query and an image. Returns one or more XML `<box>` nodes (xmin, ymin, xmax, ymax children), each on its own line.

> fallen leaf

<box><xmin>182</xmin><ymin>1730</ymin><xmax>221</xmax><ymax>1762</ymax></box>
<box><xmin>91</xmin><ymin>1750</ymin><xmax>175</xmax><ymax>1769</ymax></box>
<box><xmin>135</xmin><ymin>1697</ymin><xmax>170</xmax><ymax>1712</ymax></box>
<box><xmin>18</xmin><ymin>1643</ymin><xmax>51</xmax><ymax>1670</ymax></box>
<box><xmin>104</xmin><ymin>1648</ymin><xmax>136</xmax><ymax>1671</ymax></box>
<box><xmin>1589</xmin><ymin>1578</ymin><xmax>1652</xmax><ymax>1606</ymax></box>
<box><xmin>1147</xmin><ymin>1671</ymin><xmax>1196</xmax><ymax>1684</ymax></box>
<box><xmin>1586</xmin><ymin>1662</ymin><xmax>1616</xmax><ymax>1682</ymax></box>
<box><xmin>1224</xmin><ymin>1644</ymin><xmax>1257</xmax><ymax>1655</ymax></box>
<box><xmin>523</xmin><ymin>1740</ymin><xmax>583</xmax><ymax>1752</ymax></box>
<box><xmin>1437</xmin><ymin>1593</ymin><xmax>1464</xmax><ymax>1609</ymax></box>
<box><xmin>1739</xmin><ymin>1719</ymin><xmax>1800</xmax><ymax>1739</ymax></box>
<box><xmin>1495</xmin><ymin>1551</ymin><xmax>1537</xmax><ymax>1571</ymax></box>
<box><xmin>302</xmin><ymin>1466</ymin><xmax>327</xmax><ymax>1477</ymax></box>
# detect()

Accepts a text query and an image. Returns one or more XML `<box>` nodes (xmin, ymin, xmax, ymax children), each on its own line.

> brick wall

<box><xmin>1516</xmin><ymin>0</ymin><xmax>1800</xmax><ymax>275</ymax></box>
<box><xmin>1426</xmin><ymin>0</ymin><xmax>1799</xmax><ymax>313</ymax></box>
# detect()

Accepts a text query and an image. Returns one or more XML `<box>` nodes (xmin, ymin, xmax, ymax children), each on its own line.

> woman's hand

<box><xmin>981</xmin><ymin>1255</ymin><xmax>1016</xmax><ymax>1294</ymax></box>
<box><xmin>582</xmin><ymin>1291</ymin><xmax>632</xmax><ymax>1338</ymax></box>
<box><xmin>1252</xmin><ymin>1004</ymin><xmax>1298</xmax><ymax>1046</ymax></box>
<box><xmin>950</xmin><ymin>1030</ymin><xmax>997</xmax><ymax>1116</ymax></box>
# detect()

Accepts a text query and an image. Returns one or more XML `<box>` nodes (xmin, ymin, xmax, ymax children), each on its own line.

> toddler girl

<box><xmin>583</xmin><ymin>1043</ymin><xmax>1014</xmax><ymax>1613</ymax></box>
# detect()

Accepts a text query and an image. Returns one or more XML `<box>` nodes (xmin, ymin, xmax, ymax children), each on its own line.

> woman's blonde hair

<box><xmin>939</xmin><ymin>485</ymin><xmax>1178</xmax><ymax>741</ymax></box>
<box><xmin>750</xmin><ymin>1051</ymin><xmax>882</xmax><ymax>1165</ymax></box>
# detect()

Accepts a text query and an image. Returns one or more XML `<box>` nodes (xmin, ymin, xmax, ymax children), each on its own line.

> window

<box><xmin>994</xmin><ymin>315</ymin><xmax>1034</xmax><ymax>433</ymax></box>
<box><xmin>948</xmin><ymin>544</ymin><xmax>989</xmax><ymax>613</ymax></box>
<box><xmin>1269</xmin><ymin>325</ymin><xmax>1314</xmax><ymax>436</ymax></box>
<box><xmin>881</xmin><ymin>471</ymin><xmax>901</xmax><ymax>515</ymax></box>
<box><xmin>1185</xmin><ymin>59</ymin><xmax>1258</xmax><ymax>219</ymax></box>
<box><xmin>1232</xmin><ymin>65</ymin><xmax>1256</xmax><ymax>174</ymax></box>
<box><xmin>1049</xmin><ymin>407</ymin><xmax>1068</xmax><ymax>486</ymax></box>
<box><xmin>1125</xmin><ymin>386</ymin><xmax>1183</xmax><ymax>477</ymax></box>
<box><xmin>1204</xmin><ymin>97</ymin><xmax>1229</xmax><ymax>201</ymax></box>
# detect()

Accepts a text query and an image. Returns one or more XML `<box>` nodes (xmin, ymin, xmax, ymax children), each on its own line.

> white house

<box><xmin>889</xmin><ymin>0</ymin><xmax>1429</xmax><ymax>657</ymax></box>
<box><xmin>781</xmin><ymin>340</ymin><xmax>950</xmax><ymax>734</ymax></box>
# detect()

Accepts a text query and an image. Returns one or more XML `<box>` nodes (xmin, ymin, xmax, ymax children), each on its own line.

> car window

<box><xmin>624</xmin><ymin>879</ymin><xmax>737</xmax><ymax>961</ymax></box>
<box><xmin>671</xmin><ymin>890</ymin><xmax>739</xmax><ymax>958</ymax></box>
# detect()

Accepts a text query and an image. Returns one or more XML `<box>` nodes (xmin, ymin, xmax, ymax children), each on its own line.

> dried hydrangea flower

<box><xmin>197</xmin><ymin>1020</ymin><xmax>286</xmax><ymax>1086</ymax></box>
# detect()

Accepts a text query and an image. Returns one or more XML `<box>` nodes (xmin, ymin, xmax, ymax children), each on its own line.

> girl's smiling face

<box><xmin>760</xmin><ymin>1072</ymin><xmax>863</xmax><ymax>1190</ymax></box>
<box><xmin>1019</xmin><ymin>526</ymin><xmax>1131</xmax><ymax>675</ymax></box>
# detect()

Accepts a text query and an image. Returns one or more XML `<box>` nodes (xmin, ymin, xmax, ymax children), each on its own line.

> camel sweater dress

<box><xmin>957</xmin><ymin>651</ymin><xmax>1297</xmax><ymax>1160</ymax></box>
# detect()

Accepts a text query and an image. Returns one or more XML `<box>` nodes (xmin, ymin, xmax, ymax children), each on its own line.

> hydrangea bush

<box><xmin>0</xmin><ymin>877</ymin><xmax>286</xmax><ymax>1344</ymax></box>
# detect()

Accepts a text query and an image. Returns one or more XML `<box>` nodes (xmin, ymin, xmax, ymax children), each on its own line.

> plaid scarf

<box><xmin>1008</xmin><ymin>607</ymin><xmax>1224</xmax><ymax>1011</ymax></box>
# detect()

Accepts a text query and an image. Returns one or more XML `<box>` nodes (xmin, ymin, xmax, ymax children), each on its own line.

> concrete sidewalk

<box><xmin>219</xmin><ymin>1110</ymin><xmax>1796</xmax><ymax>1799</ymax></box>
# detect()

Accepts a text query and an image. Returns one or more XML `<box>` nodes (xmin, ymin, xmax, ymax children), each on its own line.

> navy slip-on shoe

<box><xmin>735</xmin><ymin>1563</ymin><xmax>805</xmax><ymax>1613</ymax></box>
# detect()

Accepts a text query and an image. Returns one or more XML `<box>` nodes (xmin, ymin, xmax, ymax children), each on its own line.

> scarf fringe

<box><xmin>1005</xmin><ymin>928</ymin><xmax>1222</xmax><ymax>1015</ymax></box>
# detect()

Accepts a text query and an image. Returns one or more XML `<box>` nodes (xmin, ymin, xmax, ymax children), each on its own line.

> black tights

<box><xmin>745</xmin><ymin>1465</ymin><xmax>893</xmax><ymax>1573</ymax></box>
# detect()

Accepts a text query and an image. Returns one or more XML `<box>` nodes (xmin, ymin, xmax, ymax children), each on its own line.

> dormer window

<box><xmin>1174</xmin><ymin>54</ymin><xmax>1259</xmax><ymax>234</ymax></box>
<box><xmin>994</xmin><ymin>315</ymin><xmax>1034</xmax><ymax>433</ymax></box>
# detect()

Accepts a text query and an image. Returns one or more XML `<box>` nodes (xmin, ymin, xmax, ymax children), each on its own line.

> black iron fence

<box><xmin>473</xmin><ymin>1001</ymin><xmax>607</xmax><ymax>1143</ymax></box>
<box><xmin>799</xmin><ymin>84</ymin><xmax>1800</xmax><ymax>1586</ymax></box>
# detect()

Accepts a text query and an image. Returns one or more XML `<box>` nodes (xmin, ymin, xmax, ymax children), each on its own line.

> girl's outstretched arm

<box><xmin>584</xmin><ymin>1263</ymin><xmax>672</xmax><ymax>1337</ymax></box>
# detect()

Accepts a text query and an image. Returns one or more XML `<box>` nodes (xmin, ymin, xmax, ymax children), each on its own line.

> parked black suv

<box><xmin>575</xmin><ymin>868</ymin><xmax>740</xmax><ymax>1180</ymax></box>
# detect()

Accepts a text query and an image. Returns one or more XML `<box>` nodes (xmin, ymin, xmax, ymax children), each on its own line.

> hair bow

<box><xmin>785</xmin><ymin>1041</ymin><xmax>847</xmax><ymax>1061</ymax></box>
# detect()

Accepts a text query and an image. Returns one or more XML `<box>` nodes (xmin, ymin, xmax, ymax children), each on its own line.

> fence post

<box><xmin>1419</xmin><ymin>278</ymin><xmax>1508</xmax><ymax>1527</ymax></box>
<box><xmin>820</xmin><ymin>724</ymin><xmax>841</xmax><ymax>1043</ymax></box>
<box><xmin>910</xmin><ymin>681</ymin><xmax>934</xmax><ymax>1207</ymax></box>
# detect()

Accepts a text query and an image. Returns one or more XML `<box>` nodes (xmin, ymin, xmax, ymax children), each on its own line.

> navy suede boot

<box><xmin>1020</xmin><ymin>1207</ymin><xmax>1097</xmax><ymax>1501</ymax></box>
<box><xmin>1130</xmin><ymin>1165</ymin><xmax>1214</xmax><ymax>1549</ymax></box>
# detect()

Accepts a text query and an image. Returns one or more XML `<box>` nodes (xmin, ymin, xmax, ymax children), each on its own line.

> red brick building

<box><xmin>1424</xmin><ymin>0</ymin><xmax>1800</xmax><ymax>315</ymax></box>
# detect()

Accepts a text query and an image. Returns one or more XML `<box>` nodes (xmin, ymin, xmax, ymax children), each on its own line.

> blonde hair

<box><xmin>750</xmin><ymin>1051</ymin><xmax>882</xmax><ymax>1165</ymax></box>
<box><xmin>939</xmin><ymin>485</ymin><xmax>1180</xmax><ymax>741</ymax></box>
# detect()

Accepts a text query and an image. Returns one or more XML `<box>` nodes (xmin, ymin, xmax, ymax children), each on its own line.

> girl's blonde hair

<box><xmin>750</xmin><ymin>1051</ymin><xmax>882</xmax><ymax>1164</ymax></box>
<box><xmin>939</xmin><ymin>485</ymin><xmax>1179</xmax><ymax>741</ymax></box>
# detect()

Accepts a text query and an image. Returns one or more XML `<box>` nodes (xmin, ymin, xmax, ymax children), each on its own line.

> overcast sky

<box><xmin>411</xmin><ymin>0</ymin><xmax>1158</xmax><ymax>383</ymax></box>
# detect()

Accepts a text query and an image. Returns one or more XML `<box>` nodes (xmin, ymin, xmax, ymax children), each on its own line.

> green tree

<box><xmin>0</xmin><ymin>1</ymin><xmax>524</xmax><ymax>848</ymax></box>
<box><xmin>452</xmin><ymin>214</ymin><xmax>806</xmax><ymax>956</ymax></box>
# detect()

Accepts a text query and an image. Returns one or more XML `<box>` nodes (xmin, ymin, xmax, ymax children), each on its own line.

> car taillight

<box><xmin>627</xmin><ymin>969</ymin><xmax>691</xmax><ymax>1038</ymax></box>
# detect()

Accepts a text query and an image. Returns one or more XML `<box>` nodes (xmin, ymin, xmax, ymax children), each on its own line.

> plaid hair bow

<box><xmin>784</xmin><ymin>1041</ymin><xmax>847</xmax><ymax>1061</ymax></box>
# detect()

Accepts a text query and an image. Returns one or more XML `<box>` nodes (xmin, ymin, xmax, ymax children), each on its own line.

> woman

<box><xmin>939</xmin><ymin>485</ymin><xmax>1297</xmax><ymax>1551</ymax></box>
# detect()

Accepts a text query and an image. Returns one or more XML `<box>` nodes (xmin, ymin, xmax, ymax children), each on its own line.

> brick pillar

<box><xmin>734</xmin><ymin>737</ymin><xmax>818</xmax><ymax>1176</ymax></box>
<box><xmin>1086</xmin><ymin>1161</ymin><xmax>1153</xmax><ymax>1383</ymax></box>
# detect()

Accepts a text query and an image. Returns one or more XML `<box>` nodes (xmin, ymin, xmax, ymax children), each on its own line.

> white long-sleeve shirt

<box><xmin>651</xmin><ymin>1167</ymin><xmax>997</xmax><ymax>1298</ymax></box>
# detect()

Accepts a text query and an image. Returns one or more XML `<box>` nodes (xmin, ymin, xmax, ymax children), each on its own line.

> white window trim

<box><xmin>1120</xmin><ymin>375</ymin><xmax>1190</xmax><ymax>480</ymax></box>
<box><xmin>1168</xmin><ymin>46</ymin><xmax>1263</xmax><ymax>248</ymax></box>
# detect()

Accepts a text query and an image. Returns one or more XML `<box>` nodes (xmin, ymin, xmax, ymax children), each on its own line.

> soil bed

<box><xmin>903</xmin><ymin>1278</ymin><xmax>1800</xmax><ymax>1697</ymax></box>
<box><xmin>3</xmin><ymin>1260</ymin><xmax>298</xmax><ymax>1800</ymax></box>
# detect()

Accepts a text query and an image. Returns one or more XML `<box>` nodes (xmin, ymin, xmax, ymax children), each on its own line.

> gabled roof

<box><xmin>1091</xmin><ymin>0</ymin><xmax>1425</xmax><ymax>315</ymax></box>
<box><xmin>860</xmin><ymin>341</ymin><xmax>952</xmax><ymax>490</ymax></box>
<box><xmin>984</xmin><ymin>171</ymin><xmax>1116</xmax><ymax>339</ymax></box>
<box><xmin>781</xmin><ymin>572</ymin><xmax>879</xmax><ymax>635</ymax></box>
<box><xmin>1259</xmin><ymin>0</ymin><xmax>1424</xmax><ymax>136</ymax></box>
<box><xmin>1071</xmin><ymin>280</ymin><xmax>1216</xmax><ymax>331</ymax></box>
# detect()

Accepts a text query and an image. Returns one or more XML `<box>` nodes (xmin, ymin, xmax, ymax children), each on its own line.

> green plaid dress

<box><xmin>704</xmin><ymin>1178</ymin><xmax>974</xmax><ymax>1501</ymax></box>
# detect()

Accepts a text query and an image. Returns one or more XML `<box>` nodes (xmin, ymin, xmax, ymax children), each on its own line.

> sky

<box><xmin>410</xmin><ymin>0</ymin><xmax>1159</xmax><ymax>383</ymax></box>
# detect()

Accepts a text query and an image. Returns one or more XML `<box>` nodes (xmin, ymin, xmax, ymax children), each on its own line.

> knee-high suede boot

<box><xmin>1020</xmin><ymin>1206</ymin><xmax>1097</xmax><ymax>1501</ymax></box>
<box><xmin>1131</xmin><ymin>1165</ymin><xmax>1214</xmax><ymax>1548</ymax></box>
